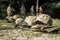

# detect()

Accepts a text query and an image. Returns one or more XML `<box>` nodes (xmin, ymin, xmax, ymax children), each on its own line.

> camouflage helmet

<box><xmin>13</xmin><ymin>15</ymin><xmax>20</xmax><ymax>20</ymax></box>
<box><xmin>15</xmin><ymin>18</ymin><xmax>23</xmax><ymax>25</ymax></box>
<box><xmin>6</xmin><ymin>16</ymin><xmax>14</xmax><ymax>22</ymax></box>
<box><xmin>24</xmin><ymin>16</ymin><xmax>36</xmax><ymax>26</ymax></box>
<box><xmin>36</xmin><ymin>14</ymin><xmax>53</xmax><ymax>26</ymax></box>
<box><xmin>9</xmin><ymin>16</ymin><xmax>13</xmax><ymax>21</ymax></box>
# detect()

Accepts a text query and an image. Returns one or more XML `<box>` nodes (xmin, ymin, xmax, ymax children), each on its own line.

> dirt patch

<box><xmin>0</xmin><ymin>29</ymin><xmax>60</xmax><ymax>40</ymax></box>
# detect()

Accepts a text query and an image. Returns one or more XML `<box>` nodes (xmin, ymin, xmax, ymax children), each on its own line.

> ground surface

<box><xmin>0</xmin><ymin>29</ymin><xmax>60</xmax><ymax>40</ymax></box>
<box><xmin>0</xmin><ymin>19</ymin><xmax>60</xmax><ymax>40</ymax></box>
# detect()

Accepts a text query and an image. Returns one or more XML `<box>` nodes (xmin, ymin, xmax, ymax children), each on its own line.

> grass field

<box><xmin>0</xmin><ymin>20</ymin><xmax>15</xmax><ymax>29</ymax></box>
<box><xmin>53</xmin><ymin>19</ymin><xmax>60</xmax><ymax>26</ymax></box>
<box><xmin>0</xmin><ymin>19</ymin><xmax>59</xmax><ymax>40</ymax></box>
<box><xmin>0</xmin><ymin>19</ymin><xmax>60</xmax><ymax>29</ymax></box>
<box><xmin>0</xmin><ymin>19</ymin><xmax>60</xmax><ymax>28</ymax></box>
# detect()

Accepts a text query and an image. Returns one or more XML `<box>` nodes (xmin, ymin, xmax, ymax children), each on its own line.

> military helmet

<box><xmin>15</xmin><ymin>18</ymin><xmax>23</xmax><ymax>25</ymax></box>
<box><xmin>13</xmin><ymin>15</ymin><xmax>20</xmax><ymax>20</ymax></box>
<box><xmin>36</xmin><ymin>14</ymin><xmax>53</xmax><ymax>26</ymax></box>
<box><xmin>24</xmin><ymin>16</ymin><xmax>36</xmax><ymax>26</ymax></box>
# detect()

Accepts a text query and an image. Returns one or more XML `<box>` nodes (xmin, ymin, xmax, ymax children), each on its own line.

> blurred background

<box><xmin>0</xmin><ymin>0</ymin><xmax>60</xmax><ymax>19</ymax></box>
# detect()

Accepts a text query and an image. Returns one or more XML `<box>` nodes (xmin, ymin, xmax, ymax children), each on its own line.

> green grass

<box><xmin>53</xmin><ymin>19</ymin><xmax>60</xmax><ymax>26</ymax></box>
<box><xmin>0</xmin><ymin>19</ymin><xmax>60</xmax><ymax>38</ymax></box>
<box><xmin>0</xmin><ymin>19</ymin><xmax>60</xmax><ymax>29</ymax></box>
<box><xmin>0</xmin><ymin>20</ymin><xmax>15</xmax><ymax>29</ymax></box>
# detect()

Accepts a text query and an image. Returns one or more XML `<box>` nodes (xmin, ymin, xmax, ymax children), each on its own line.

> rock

<box><xmin>15</xmin><ymin>18</ymin><xmax>23</xmax><ymax>25</ymax></box>
<box><xmin>6</xmin><ymin>16</ymin><xmax>9</xmax><ymax>19</ymax></box>
<box><xmin>31</xmin><ymin>25</ymin><xmax>42</xmax><ymax>31</ymax></box>
<box><xmin>6</xmin><ymin>16</ymin><xmax>14</xmax><ymax>22</ymax></box>
<box><xmin>36</xmin><ymin>14</ymin><xmax>53</xmax><ymax>26</ymax></box>
<box><xmin>13</xmin><ymin>15</ymin><xmax>20</xmax><ymax>20</ymax></box>
<box><xmin>24</xmin><ymin>16</ymin><xmax>36</xmax><ymax>26</ymax></box>
<box><xmin>44</xmin><ymin>26</ymin><xmax>60</xmax><ymax>33</ymax></box>
<box><xmin>31</xmin><ymin>25</ymin><xmax>52</xmax><ymax>29</ymax></box>
<box><xmin>31</xmin><ymin>24</ymin><xmax>53</xmax><ymax>32</ymax></box>
<box><xmin>31</xmin><ymin>24</ymin><xmax>41</xmax><ymax>29</ymax></box>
